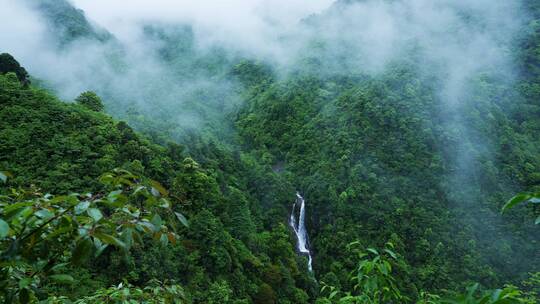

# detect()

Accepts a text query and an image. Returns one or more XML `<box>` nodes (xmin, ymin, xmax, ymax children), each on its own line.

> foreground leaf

<box><xmin>94</xmin><ymin>232</ymin><xmax>127</xmax><ymax>249</ymax></box>
<box><xmin>502</xmin><ymin>194</ymin><xmax>531</xmax><ymax>213</ymax></box>
<box><xmin>0</xmin><ymin>219</ymin><xmax>9</xmax><ymax>239</ymax></box>
<box><xmin>87</xmin><ymin>208</ymin><xmax>103</xmax><ymax>222</ymax></box>
<box><xmin>0</xmin><ymin>171</ymin><xmax>8</xmax><ymax>183</ymax></box>
<box><xmin>175</xmin><ymin>212</ymin><xmax>189</xmax><ymax>227</ymax></box>
<box><xmin>50</xmin><ymin>274</ymin><xmax>75</xmax><ymax>285</ymax></box>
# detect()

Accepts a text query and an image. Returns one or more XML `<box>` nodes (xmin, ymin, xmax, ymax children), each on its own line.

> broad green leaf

<box><xmin>20</xmin><ymin>206</ymin><xmax>33</xmax><ymax>220</ymax></box>
<box><xmin>384</xmin><ymin>260</ymin><xmax>392</xmax><ymax>273</ymax></box>
<box><xmin>19</xmin><ymin>277</ymin><xmax>32</xmax><ymax>289</ymax></box>
<box><xmin>160</xmin><ymin>233</ymin><xmax>168</xmax><ymax>246</ymax></box>
<box><xmin>104</xmin><ymin>193</ymin><xmax>128</xmax><ymax>208</ymax></box>
<box><xmin>75</xmin><ymin>201</ymin><xmax>91</xmax><ymax>214</ymax></box>
<box><xmin>35</xmin><ymin>209</ymin><xmax>54</xmax><ymax>219</ymax></box>
<box><xmin>490</xmin><ymin>289</ymin><xmax>502</xmax><ymax>300</ymax></box>
<box><xmin>0</xmin><ymin>171</ymin><xmax>7</xmax><ymax>183</ymax></box>
<box><xmin>159</xmin><ymin>198</ymin><xmax>170</xmax><ymax>208</ymax></box>
<box><xmin>367</xmin><ymin>248</ymin><xmax>379</xmax><ymax>255</ymax></box>
<box><xmin>175</xmin><ymin>212</ymin><xmax>189</xmax><ymax>227</ymax></box>
<box><xmin>151</xmin><ymin>214</ymin><xmax>162</xmax><ymax>228</ymax></box>
<box><xmin>502</xmin><ymin>194</ymin><xmax>531</xmax><ymax>213</ymax></box>
<box><xmin>137</xmin><ymin>221</ymin><xmax>156</xmax><ymax>233</ymax></box>
<box><xmin>87</xmin><ymin>208</ymin><xmax>103</xmax><ymax>222</ymax></box>
<box><xmin>50</xmin><ymin>274</ymin><xmax>75</xmax><ymax>285</ymax></box>
<box><xmin>0</xmin><ymin>219</ymin><xmax>9</xmax><ymax>238</ymax></box>
<box><xmin>107</xmin><ymin>190</ymin><xmax>123</xmax><ymax>202</ymax></box>
<box><xmin>50</xmin><ymin>262</ymin><xmax>69</xmax><ymax>273</ymax></box>
<box><xmin>535</xmin><ymin>215</ymin><xmax>540</xmax><ymax>225</ymax></box>
<box><xmin>113</xmin><ymin>168</ymin><xmax>136</xmax><ymax>177</ymax></box>
<box><xmin>384</xmin><ymin>249</ymin><xmax>398</xmax><ymax>259</ymax></box>
<box><xmin>94</xmin><ymin>232</ymin><xmax>127</xmax><ymax>249</ymax></box>
<box><xmin>50</xmin><ymin>195</ymin><xmax>69</xmax><ymax>204</ymax></box>
<box><xmin>99</xmin><ymin>173</ymin><xmax>114</xmax><ymax>185</ymax></box>
<box><xmin>347</xmin><ymin>241</ymin><xmax>361</xmax><ymax>248</ymax></box>
<box><xmin>466</xmin><ymin>283</ymin><xmax>479</xmax><ymax>298</ymax></box>
<box><xmin>3</xmin><ymin>202</ymin><xmax>33</xmax><ymax>220</ymax></box>
<box><xmin>78</xmin><ymin>227</ymin><xmax>89</xmax><ymax>237</ymax></box>
<box><xmin>93</xmin><ymin>238</ymin><xmax>108</xmax><ymax>257</ymax></box>
<box><xmin>118</xmin><ymin>177</ymin><xmax>134</xmax><ymax>186</ymax></box>
<box><xmin>133</xmin><ymin>186</ymin><xmax>146</xmax><ymax>194</ymax></box>
<box><xmin>377</xmin><ymin>263</ymin><xmax>388</xmax><ymax>275</ymax></box>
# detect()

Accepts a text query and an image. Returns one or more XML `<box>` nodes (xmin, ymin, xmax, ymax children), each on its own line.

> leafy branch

<box><xmin>0</xmin><ymin>169</ymin><xmax>188</xmax><ymax>303</ymax></box>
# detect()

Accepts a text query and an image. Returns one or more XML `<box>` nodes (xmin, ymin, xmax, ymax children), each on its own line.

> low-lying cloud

<box><xmin>71</xmin><ymin>0</ymin><xmax>334</xmax><ymax>62</ymax></box>
<box><xmin>0</xmin><ymin>0</ymin><xmax>526</xmax><ymax>139</ymax></box>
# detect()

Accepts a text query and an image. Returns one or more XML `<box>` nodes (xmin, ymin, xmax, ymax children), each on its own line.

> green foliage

<box><xmin>47</xmin><ymin>281</ymin><xmax>186</xmax><ymax>304</ymax></box>
<box><xmin>319</xmin><ymin>242</ymin><xmax>407</xmax><ymax>304</ymax></box>
<box><xmin>0</xmin><ymin>169</ymin><xmax>187</xmax><ymax>303</ymax></box>
<box><xmin>0</xmin><ymin>53</ymin><xmax>30</xmax><ymax>86</ymax></box>
<box><xmin>348</xmin><ymin>243</ymin><xmax>407</xmax><ymax>303</ymax></box>
<box><xmin>3</xmin><ymin>0</ymin><xmax>540</xmax><ymax>301</ymax></box>
<box><xmin>0</xmin><ymin>72</ymin><xmax>175</xmax><ymax>193</ymax></box>
<box><xmin>235</xmin><ymin>58</ymin><xmax>540</xmax><ymax>293</ymax></box>
<box><xmin>317</xmin><ymin>244</ymin><xmax>534</xmax><ymax>304</ymax></box>
<box><xmin>439</xmin><ymin>285</ymin><xmax>531</xmax><ymax>304</ymax></box>
<box><xmin>502</xmin><ymin>192</ymin><xmax>540</xmax><ymax>224</ymax></box>
<box><xmin>75</xmin><ymin>91</ymin><xmax>104</xmax><ymax>112</ymax></box>
<box><xmin>0</xmin><ymin>171</ymin><xmax>11</xmax><ymax>184</ymax></box>
<box><xmin>0</xmin><ymin>61</ymin><xmax>312</xmax><ymax>303</ymax></box>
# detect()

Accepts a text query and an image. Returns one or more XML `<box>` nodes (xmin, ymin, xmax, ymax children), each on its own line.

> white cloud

<box><xmin>0</xmin><ymin>0</ymin><xmax>524</xmax><ymax>129</ymax></box>
<box><xmin>70</xmin><ymin>0</ymin><xmax>334</xmax><ymax>57</ymax></box>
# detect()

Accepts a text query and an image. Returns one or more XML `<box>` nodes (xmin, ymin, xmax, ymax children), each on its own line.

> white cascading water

<box><xmin>289</xmin><ymin>192</ymin><xmax>313</xmax><ymax>272</ymax></box>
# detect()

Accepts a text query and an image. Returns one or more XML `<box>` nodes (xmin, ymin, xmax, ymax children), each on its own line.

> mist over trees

<box><xmin>0</xmin><ymin>0</ymin><xmax>539</xmax><ymax>303</ymax></box>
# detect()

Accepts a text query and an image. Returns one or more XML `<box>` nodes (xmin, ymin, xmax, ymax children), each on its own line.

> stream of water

<box><xmin>289</xmin><ymin>192</ymin><xmax>313</xmax><ymax>272</ymax></box>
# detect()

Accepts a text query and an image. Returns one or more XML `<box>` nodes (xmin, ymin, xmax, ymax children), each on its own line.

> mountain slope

<box><xmin>0</xmin><ymin>66</ymin><xmax>315</xmax><ymax>303</ymax></box>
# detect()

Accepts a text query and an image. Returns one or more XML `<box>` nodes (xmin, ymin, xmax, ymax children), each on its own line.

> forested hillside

<box><xmin>1</xmin><ymin>0</ymin><xmax>539</xmax><ymax>303</ymax></box>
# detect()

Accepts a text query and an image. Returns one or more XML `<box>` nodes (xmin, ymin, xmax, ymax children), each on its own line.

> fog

<box><xmin>0</xmin><ymin>0</ymin><xmax>526</xmax><ymax>182</ymax></box>
<box><xmin>0</xmin><ymin>0</ymin><xmax>523</xmax><ymax>118</ymax></box>
<box><xmin>72</xmin><ymin>0</ymin><xmax>333</xmax><ymax>57</ymax></box>
<box><xmin>0</xmin><ymin>0</ymin><xmax>534</xmax><ymax>285</ymax></box>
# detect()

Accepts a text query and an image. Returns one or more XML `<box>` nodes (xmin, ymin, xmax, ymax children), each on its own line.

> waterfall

<box><xmin>289</xmin><ymin>192</ymin><xmax>313</xmax><ymax>272</ymax></box>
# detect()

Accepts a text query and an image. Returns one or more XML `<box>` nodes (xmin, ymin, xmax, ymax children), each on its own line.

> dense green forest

<box><xmin>1</xmin><ymin>0</ymin><xmax>539</xmax><ymax>303</ymax></box>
